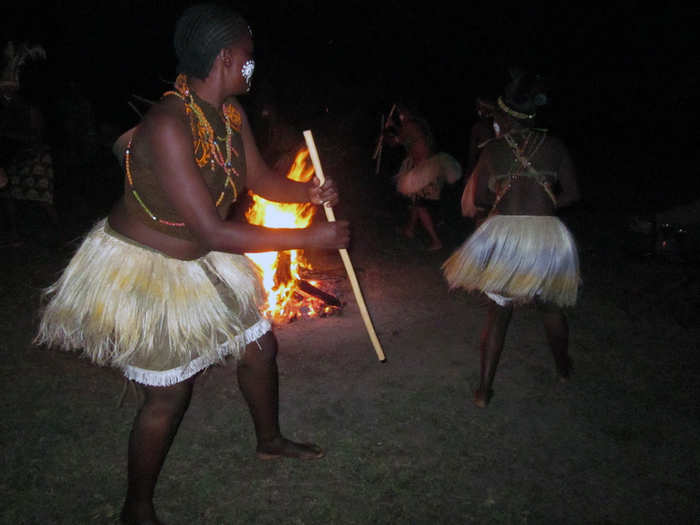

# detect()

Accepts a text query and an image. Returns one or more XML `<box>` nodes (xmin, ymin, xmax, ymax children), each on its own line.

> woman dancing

<box><xmin>35</xmin><ymin>4</ymin><xmax>349</xmax><ymax>523</ymax></box>
<box><xmin>443</xmin><ymin>70</ymin><xmax>580</xmax><ymax>408</ymax></box>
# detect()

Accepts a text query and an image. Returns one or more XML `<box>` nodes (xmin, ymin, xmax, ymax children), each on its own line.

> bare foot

<box><xmin>473</xmin><ymin>388</ymin><xmax>493</xmax><ymax>408</ymax></box>
<box><xmin>120</xmin><ymin>505</ymin><xmax>166</xmax><ymax>525</ymax></box>
<box><xmin>256</xmin><ymin>436</ymin><xmax>325</xmax><ymax>460</ymax></box>
<box><xmin>426</xmin><ymin>241</ymin><xmax>443</xmax><ymax>251</ymax></box>
<box><xmin>556</xmin><ymin>356</ymin><xmax>573</xmax><ymax>382</ymax></box>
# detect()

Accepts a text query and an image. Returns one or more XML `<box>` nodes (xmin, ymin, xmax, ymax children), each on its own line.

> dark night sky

<box><xmin>2</xmin><ymin>2</ymin><xmax>696</xmax><ymax>209</ymax></box>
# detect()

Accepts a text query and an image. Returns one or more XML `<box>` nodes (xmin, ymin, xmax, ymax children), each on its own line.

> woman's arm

<box><xmin>473</xmin><ymin>152</ymin><xmax>494</xmax><ymax>209</ymax></box>
<box><xmin>146</xmin><ymin>107</ymin><xmax>349</xmax><ymax>254</ymax></box>
<box><xmin>232</xmin><ymin>98</ymin><xmax>337</xmax><ymax>205</ymax></box>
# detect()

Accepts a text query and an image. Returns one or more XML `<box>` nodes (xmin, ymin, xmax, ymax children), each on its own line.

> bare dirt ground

<box><xmin>2</xmin><ymin>128</ymin><xmax>699</xmax><ymax>524</ymax></box>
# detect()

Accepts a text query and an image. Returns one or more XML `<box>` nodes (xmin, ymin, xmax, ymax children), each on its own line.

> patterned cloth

<box><xmin>6</xmin><ymin>144</ymin><xmax>54</xmax><ymax>203</ymax></box>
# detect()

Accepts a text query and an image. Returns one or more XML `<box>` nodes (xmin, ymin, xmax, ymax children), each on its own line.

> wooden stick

<box><xmin>371</xmin><ymin>104</ymin><xmax>396</xmax><ymax>160</ymax></box>
<box><xmin>372</xmin><ymin>114</ymin><xmax>384</xmax><ymax>160</ymax></box>
<box><xmin>374</xmin><ymin>140</ymin><xmax>383</xmax><ymax>175</ymax></box>
<box><xmin>131</xmin><ymin>94</ymin><xmax>156</xmax><ymax>105</ymax></box>
<box><xmin>386</xmin><ymin>103</ymin><xmax>397</xmax><ymax>125</ymax></box>
<box><xmin>127</xmin><ymin>101</ymin><xmax>143</xmax><ymax>119</ymax></box>
<box><xmin>303</xmin><ymin>130</ymin><xmax>386</xmax><ymax>362</ymax></box>
<box><xmin>373</xmin><ymin>115</ymin><xmax>384</xmax><ymax>174</ymax></box>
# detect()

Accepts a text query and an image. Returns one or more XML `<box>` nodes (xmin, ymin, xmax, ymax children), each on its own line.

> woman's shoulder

<box><xmin>148</xmin><ymin>95</ymin><xmax>187</xmax><ymax>121</ymax></box>
<box><xmin>137</xmin><ymin>97</ymin><xmax>190</xmax><ymax>140</ymax></box>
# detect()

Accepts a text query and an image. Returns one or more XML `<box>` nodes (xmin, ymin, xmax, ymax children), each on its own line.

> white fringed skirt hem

<box><xmin>123</xmin><ymin>318</ymin><xmax>271</xmax><ymax>386</ymax></box>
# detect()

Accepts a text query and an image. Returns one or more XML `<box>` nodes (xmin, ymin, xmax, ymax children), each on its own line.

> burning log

<box><xmin>296</xmin><ymin>279</ymin><xmax>342</xmax><ymax>308</ymax></box>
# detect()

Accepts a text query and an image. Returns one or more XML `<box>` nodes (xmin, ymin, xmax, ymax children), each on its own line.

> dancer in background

<box><xmin>35</xmin><ymin>4</ymin><xmax>349</xmax><ymax>523</ymax></box>
<box><xmin>384</xmin><ymin>104</ymin><xmax>462</xmax><ymax>251</ymax></box>
<box><xmin>443</xmin><ymin>69</ymin><xmax>580</xmax><ymax>407</ymax></box>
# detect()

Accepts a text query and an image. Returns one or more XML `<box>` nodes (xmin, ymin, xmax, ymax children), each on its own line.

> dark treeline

<box><xmin>2</xmin><ymin>3</ymin><xmax>695</xmax><ymax>212</ymax></box>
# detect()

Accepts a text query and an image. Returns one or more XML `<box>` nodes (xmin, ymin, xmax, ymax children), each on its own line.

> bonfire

<box><xmin>245</xmin><ymin>149</ymin><xmax>340</xmax><ymax>323</ymax></box>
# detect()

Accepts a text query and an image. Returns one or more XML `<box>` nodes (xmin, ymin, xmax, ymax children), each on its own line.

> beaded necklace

<box><xmin>163</xmin><ymin>73</ymin><xmax>242</xmax><ymax>177</ymax></box>
<box><xmin>125</xmin><ymin>74</ymin><xmax>241</xmax><ymax>227</ymax></box>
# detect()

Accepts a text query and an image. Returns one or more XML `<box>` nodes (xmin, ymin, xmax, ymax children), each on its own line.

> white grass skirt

<box><xmin>35</xmin><ymin>219</ymin><xmax>271</xmax><ymax>386</ymax></box>
<box><xmin>395</xmin><ymin>152</ymin><xmax>462</xmax><ymax>198</ymax></box>
<box><xmin>442</xmin><ymin>215</ymin><xmax>580</xmax><ymax>306</ymax></box>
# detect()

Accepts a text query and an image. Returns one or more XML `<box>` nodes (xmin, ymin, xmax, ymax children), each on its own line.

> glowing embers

<box><xmin>245</xmin><ymin>149</ymin><xmax>341</xmax><ymax>323</ymax></box>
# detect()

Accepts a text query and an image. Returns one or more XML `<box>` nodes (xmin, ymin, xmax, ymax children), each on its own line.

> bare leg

<box><xmin>416</xmin><ymin>205</ymin><xmax>442</xmax><ymax>250</ymax></box>
<box><xmin>237</xmin><ymin>331</ymin><xmax>324</xmax><ymax>460</ymax></box>
<box><xmin>121</xmin><ymin>376</ymin><xmax>196</xmax><ymax>525</ymax></box>
<box><xmin>474</xmin><ymin>300</ymin><xmax>513</xmax><ymax>407</ymax></box>
<box><xmin>402</xmin><ymin>204</ymin><xmax>418</xmax><ymax>238</ymax></box>
<box><xmin>536</xmin><ymin>300</ymin><xmax>572</xmax><ymax>380</ymax></box>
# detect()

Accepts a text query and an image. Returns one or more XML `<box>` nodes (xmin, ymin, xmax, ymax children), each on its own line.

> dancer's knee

<box><xmin>141</xmin><ymin>380</ymin><xmax>195</xmax><ymax>419</ymax></box>
<box><xmin>488</xmin><ymin>300</ymin><xmax>513</xmax><ymax>321</ymax></box>
<box><xmin>240</xmin><ymin>331</ymin><xmax>278</xmax><ymax>368</ymax></box>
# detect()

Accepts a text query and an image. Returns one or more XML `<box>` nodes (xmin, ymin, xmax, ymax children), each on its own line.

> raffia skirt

<box><xmin>442</xmin><ymin>215</ymin><xmax>580</xmax><ymax>307</ymax></box>
<box><xmin>395</xmin><ymin>152</ymin><xmax>462</xmax><ymax>200</ymax></box>
<box><xmin>35</xmin><ymin>219</ymin><xmax>271</xmax><ymax>386</ymax></box>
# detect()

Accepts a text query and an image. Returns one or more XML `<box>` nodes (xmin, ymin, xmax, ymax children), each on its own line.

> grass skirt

<box><xmin>442</xmin><ymin>215</ymin><xmax>580</xmax><ymax>306</ymax></box>
<box><xmin>395</xmin><ymin>152</ymin><xmax>462</xmax><ymax>199</ymax></box>
<box><xmin>35</xmin><ymin>219</ymin><xmax>271</xmax><ymax>386</ymax></box>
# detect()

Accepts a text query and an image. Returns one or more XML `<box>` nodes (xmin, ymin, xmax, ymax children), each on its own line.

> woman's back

<box><xmin>476</xmin><ymin>131</ymin><xmax>577</xmax><ymax>216</ymax></box>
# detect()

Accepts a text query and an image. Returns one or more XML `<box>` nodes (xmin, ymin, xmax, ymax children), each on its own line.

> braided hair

<box><xmin>174</xmin><ymin>3</ymin><xmax>250</xmax><ymax>80</ymax></box>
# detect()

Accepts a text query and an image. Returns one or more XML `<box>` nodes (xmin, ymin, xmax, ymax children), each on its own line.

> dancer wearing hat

<box><xmin>443</xmin><ymin>69</ymin><xmax>580</xmax><ymax>408</ymax></box>
<box><xmin>35</xmin><ymin>4</ymin><xmax>349</xmax><ymax>523</ymax></box>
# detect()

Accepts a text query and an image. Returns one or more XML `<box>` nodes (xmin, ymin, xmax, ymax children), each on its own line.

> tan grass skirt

<box><xmin>35</xmin><ymin>219</ymin><xmax>271</xmax><ymax>386</ymax></box>
<box><xmin>442</xmin><ymin>215</ymin><xmax>580</xmax><ymax>307</ymax></box>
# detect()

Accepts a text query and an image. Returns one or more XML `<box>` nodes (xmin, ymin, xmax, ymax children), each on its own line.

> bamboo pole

<box><xmin>303</xmin><ymin>130</ymin><xmax>386</xmax><ymax>362</ymax></box>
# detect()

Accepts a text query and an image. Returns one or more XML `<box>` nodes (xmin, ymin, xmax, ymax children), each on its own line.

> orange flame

<box><xmin>245</xmin><ymin>149</ymin><xmax>335</xmax><ymax>322</ymax></box>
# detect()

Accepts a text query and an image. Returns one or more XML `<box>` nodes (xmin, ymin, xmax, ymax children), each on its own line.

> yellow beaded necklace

<box><xmin>125</xmin><ymin>74</ymin><xmax>241</xmax><ymax>227</ymax></box>
<box><xmin>163</xmin><ymin>73</ymin><xmax>241</xmax><ymax>178</ymax></box>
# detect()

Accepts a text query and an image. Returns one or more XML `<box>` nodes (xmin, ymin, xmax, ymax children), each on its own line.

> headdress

<box><xmin>498</xmin><ymin>67</ymin><xmax>548</xmax><ymax>120</ymax></box>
